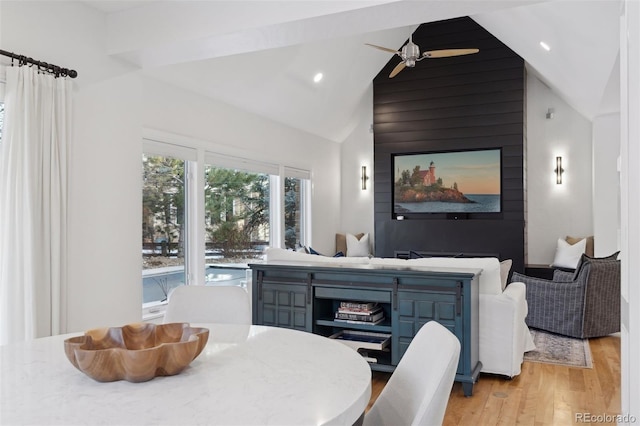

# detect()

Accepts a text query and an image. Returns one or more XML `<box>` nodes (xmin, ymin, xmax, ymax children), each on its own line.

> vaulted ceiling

<box><xmin>84</xmin><ymin>0</ymin><xmax>621</xmax><ymax>143</ymax></box>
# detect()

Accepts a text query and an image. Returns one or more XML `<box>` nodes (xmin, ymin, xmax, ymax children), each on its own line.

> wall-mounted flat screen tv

<box><xmin>393</xmin><ymin>148</ymin><xmax>501</xmax><ymax>215</ymax></box>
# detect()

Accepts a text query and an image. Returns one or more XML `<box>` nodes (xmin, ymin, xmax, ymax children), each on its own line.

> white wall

<box><xmin>141</xmin><ymin>77</ymin><xmax>342</xmax><ymax>254</ymax></box>
<box><xmin>525</xmin><ymin>72</ymin><xmax>594</xmax><ymax>264</ymax></box>
<box><xmin>592</xmin><ymin>113</ymin><xmax>620</xmax><ymax>257</ymax></box>
<box><xmin>1</xmin><ymin>1</ymin><xmax>341</xmax><ymax>332</ymax></box>
<box><xmin>339</xmin><ymin>86</ymin><xmax>375</xmax><ymax>251</ymax></box>
<box><xmin>68</xmin><ymin>74</ymin><xmax>144</xmax><ymax>332</ymax></box>
<box><xmin>591</xmin><ymin>56</ymin><xmax>621</xmax><ymax>258</ymax></box>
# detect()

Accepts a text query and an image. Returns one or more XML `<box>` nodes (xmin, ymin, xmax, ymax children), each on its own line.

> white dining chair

<box><xmin>163</xmin><ymin>285</ymin><xmax>252</xmax><ymax>324</ymax></box>
<box><xmin>364</xmin><ymin>321</ymin><xmax>461</xmax><ymax>426</ymax></box>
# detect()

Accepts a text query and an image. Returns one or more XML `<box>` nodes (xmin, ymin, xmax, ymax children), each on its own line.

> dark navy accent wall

<box><xmin>373</xmin><ymin>17</ymin><xmax>526</xmax><ymax>272</ymax></box>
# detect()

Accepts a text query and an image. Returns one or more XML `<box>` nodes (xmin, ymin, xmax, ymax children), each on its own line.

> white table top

<box><xmin>0</xmin><ymin>324</ymin><xmax>372</xmax><ymax>425</ymax></box>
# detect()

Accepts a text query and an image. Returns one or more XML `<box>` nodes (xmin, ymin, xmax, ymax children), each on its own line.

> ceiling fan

<box><xmin>366</xmin><ymin>35</ymin><xmax>479</xmax><ymax>78</ymax></box>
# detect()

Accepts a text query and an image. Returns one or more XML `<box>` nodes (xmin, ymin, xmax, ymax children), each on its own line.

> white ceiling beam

<box><xmin>106</xmin><ymin>0</ymin><xmax>544</xmax><ymax>68</ymax></box>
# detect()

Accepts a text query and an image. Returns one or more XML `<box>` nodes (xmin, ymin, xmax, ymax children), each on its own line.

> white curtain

<box><xmin>0</xmin><ymin>66</ymin><xmax>71</xmax><ymax>345</ymax></box>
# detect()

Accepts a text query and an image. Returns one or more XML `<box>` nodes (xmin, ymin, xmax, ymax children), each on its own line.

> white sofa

<box><xmin>263</xmin><ymin>247</ymin><xmax>535</xmax><ymax>378</ymax></box>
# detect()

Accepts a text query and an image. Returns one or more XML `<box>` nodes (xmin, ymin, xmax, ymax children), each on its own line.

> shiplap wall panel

<box><xmin>373</xmin><ymin>17</ymin><xmax>526</xmax><ymax>271</ymax></box>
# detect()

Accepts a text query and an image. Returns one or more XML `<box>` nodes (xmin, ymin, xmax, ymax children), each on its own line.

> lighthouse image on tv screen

<box><xmin>393</xmin><ymin>148</ymin><xmax>501</xmax><ymax>214</ymax></box>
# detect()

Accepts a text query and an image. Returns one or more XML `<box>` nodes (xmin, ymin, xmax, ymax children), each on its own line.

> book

<box><xmin>334</xmin><ymin>317</ymin><xmax>385</xmax><ymax>325</ymax></box>
<box><xmin>329</xmin><ymin>330</ymin><xmax>391</xmax><ymax>351</ymax></box>
<box><xmin>339</xmin><ymin>301</ymin><xmax>378</xmax><ymax>311</ymax></box>
<box><xmin>337</xmin><ymin>305</ymin><xmax>382</xmax><ymax>314</ymax></box>
<box><xmin>335</xmin><ymin>310</ymin><xmax>384</xmax><ymax>322</ymax></box>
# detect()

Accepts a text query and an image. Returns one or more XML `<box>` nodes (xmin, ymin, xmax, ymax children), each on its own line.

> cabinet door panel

<box><xmin>393</xmin><ymin>290</ymin><xmax>462</xmax><ymax>368</ymax></box>
<box><xmin>437</xmin><ymin>302</ymin><xmax>456</xmax><ymax>321</ymax></box>
<box><xmin>258</xmin><ymin>283</ymin><xmax>311</xmax><ymax>332</ymax></box>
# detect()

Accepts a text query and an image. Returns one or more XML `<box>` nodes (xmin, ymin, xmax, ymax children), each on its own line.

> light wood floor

<box><xmin>368</xmin><ymin>334</ymin><xmax>621</xmax><ymax>425</ymax></box>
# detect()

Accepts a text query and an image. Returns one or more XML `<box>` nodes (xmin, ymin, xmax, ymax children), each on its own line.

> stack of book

<box><xmin>334</xmin><ymin>301</ymin><xmax>385</xmax><ymax>325</ymax></box>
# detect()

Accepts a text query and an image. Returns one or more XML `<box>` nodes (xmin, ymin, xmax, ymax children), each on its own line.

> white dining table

<box><xmin>0</xmin><ymin>323</ymin><xmax>372</xmax><ymax>425</ymax></box>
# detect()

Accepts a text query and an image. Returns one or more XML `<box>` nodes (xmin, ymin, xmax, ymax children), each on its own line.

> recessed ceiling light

<box><xmin>539</xmin><ymin>41</ymin><xmax>551</xmax><ymax>51</ymax></box>
<box><xmin>313</xmin><ymin>72</ymin><xmax>323</xmax><ymax>83</ymax></box>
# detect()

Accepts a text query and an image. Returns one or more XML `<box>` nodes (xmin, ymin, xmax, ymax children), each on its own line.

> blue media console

<box><xmin>250</xmin><ymin>262</ymin><xmax>482</xmax><ymax>396</ymax></box>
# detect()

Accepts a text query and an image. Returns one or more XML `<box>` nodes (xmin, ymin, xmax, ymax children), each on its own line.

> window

<box><xmin>141</xmin><ymin>134</ymin><xmax>311</xmax><ymax>314</ymax></box>
<box><xmin>141</xmin><ymin>153</ymin><xmax>188</xmax><ymax>304</ymax></box>
<box><xmin>204</xmin><ymin>165</ymin><xmax>270</xmax><ymax>264</ymax></box>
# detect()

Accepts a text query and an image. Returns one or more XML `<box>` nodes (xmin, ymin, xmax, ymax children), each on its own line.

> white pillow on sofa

<box><xmin>551</xmin><ymin>237</ymin><xmax>586</xmax><ymax>269</ymax></box>
<box><xmin>500</xmin><ymin>259</ymin><xmax>512</xmax><ymax>291</ymax></box>
<box><xmin>346</xmin><ymin>233</ymin><xmax>370</xmax><ymax>257</ymax></box>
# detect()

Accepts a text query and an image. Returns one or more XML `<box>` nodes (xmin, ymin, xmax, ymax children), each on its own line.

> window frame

<box><xmin>141</xmin><ymin>141</ymin><xmax>197</xmax><ymax>320</ymax></box>
<box><xmin>283</xmin><ymin>167</ymin><xmax>312</xmax><ymax>249</ymax></box>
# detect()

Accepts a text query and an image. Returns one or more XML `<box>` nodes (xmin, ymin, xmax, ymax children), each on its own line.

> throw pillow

<box><xmin>572</xmin><ymin>251</ymin><xmax>620</xmax><ymax>280</ymax></box>
<box><xmin>409</xmin><ymin>250</ymin><xmax>424</xmax><ymax>259</ymax></box>
<box><xmin>552</xmin><ymin>237</ymin><xmax>587</xmax><ymax>269</ymax></box>
<box><xmin>336</xmin><ymin>233</ymin><xmax>364</xmax><ymax>256</ymax></box>
<box><xmin>308</xmin><ymin>247</ymin><xmax>345</xmax><ymax>258</ymax></box>
<box><xmin>308</xmin><ymin>246</ymin><xmax>322</xmax><ymax>255</ymax></box>
<box><xmin>500</xmin><ymin>259</ymin><xmax>512</xmax><ymax>291</ymax></box>
<box><xmin>346</xmin><ymin>233</ymin><xmax>370</xmax><ymax>257</ymax></box>
<box><xmin>566</xmin><ymin>235</ymin><xmax>595</xmax><ymax>257</ymax></box>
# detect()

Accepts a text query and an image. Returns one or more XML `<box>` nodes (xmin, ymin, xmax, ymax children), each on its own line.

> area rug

<box><xmin>524</xmin><ymin>329</ymin><xmax>593</xmax><ymax>368</ymax></box>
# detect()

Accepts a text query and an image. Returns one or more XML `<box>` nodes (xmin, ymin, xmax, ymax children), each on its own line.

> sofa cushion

<box><xmin>263</xmin><ymin>247</ymin><xmax>369</xmax><ymax>265</ymax></box>
<box><xmin>368</xmin><ymin>258</ymin><xmax>412</xmax><ymax>268</ymax></box>
<box><xmin>407</xmin><ymin>257</ymin><xmax>503</xmax><ymax>295</ymax></box>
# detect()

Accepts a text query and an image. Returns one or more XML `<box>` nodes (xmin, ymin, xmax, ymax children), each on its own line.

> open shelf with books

<box><xmin>315</xmin><ymin>299</ymin><xmax>392</xmax><ymax>332</ymax></box>
<box><xmin>313</xmin><ymin>290</ymin><xmax>395</xmax><ymax>371</ymax></box>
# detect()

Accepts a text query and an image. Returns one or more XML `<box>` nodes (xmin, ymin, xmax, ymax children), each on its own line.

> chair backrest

<box><xmin>364</xmin><ymin>321</ymin><xmax>461</xmax><ymax>426</ymax></box>
<box><xmin>163</xmin><ymin>285</ymin><xmax>251</xmax><ymax>325</ymax></box>
<box><xmin>582</xmin><ymin>256</ymin><xmax>621</xmax><ymax>337</ymax></box>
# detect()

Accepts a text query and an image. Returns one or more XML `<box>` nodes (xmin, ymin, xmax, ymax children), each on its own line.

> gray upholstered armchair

<box><xmin>511</xmin><ymin>253</ymin><xmax>620</xmax><ymax>339</ymax></box>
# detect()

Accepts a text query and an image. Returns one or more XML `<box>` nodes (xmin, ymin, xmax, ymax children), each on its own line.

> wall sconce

<box><xmin>554</xmin><ymin>156</ymin><xmax>564</xmax><ymax>184</ymax></box>
<box><xmin>361</xmin><ymin>166</ymin><xmax>369</xmax><ymax>190</ymax></box>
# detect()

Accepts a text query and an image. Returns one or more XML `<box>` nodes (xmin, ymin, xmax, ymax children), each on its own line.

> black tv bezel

<box><xmin>391</xmin><ymin>147</ymin><xmax>504</xmax><ymax>220</ymax></box>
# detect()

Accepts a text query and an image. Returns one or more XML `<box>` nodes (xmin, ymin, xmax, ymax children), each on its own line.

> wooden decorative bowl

<box><xmin>64</xmin><ymin>322</ymin><xmax>209</xmax><ymax>383</ymax></box>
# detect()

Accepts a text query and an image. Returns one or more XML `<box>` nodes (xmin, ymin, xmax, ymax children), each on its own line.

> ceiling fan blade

<box><xmin>423</xmin><ymin>48</ymin><xmax>479</xmax><ymax>58</ymax></box>
<box><xmin>365</xmin><ymin>43</ymin><xmax>400</xmax><ymax>55</ymax></box>
<box><xmin>389</xmin><ymin>62</ymin><xmax>406</xmax><ymax>78</ymax></box>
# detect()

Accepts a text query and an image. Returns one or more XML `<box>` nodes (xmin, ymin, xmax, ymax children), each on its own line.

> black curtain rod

<box><xmin>0</xmin><ymin>49</ymin><xmax>78</xmax><ymax>79</ymax></box>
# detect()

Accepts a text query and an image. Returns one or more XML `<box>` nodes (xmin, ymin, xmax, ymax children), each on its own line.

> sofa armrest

<box><xmin>479</xmin><ymin>282</ymin><xmax>534</xmax><ymax>377</ymax></box>
<box><xmin>511</xmin><ymin>271</ymin><xmax>586</xmax><ymax>337</ymax></box>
